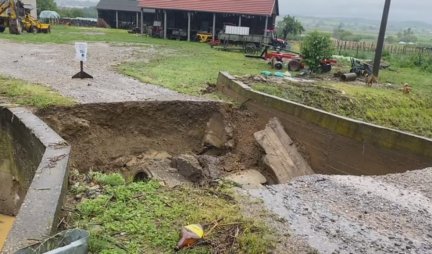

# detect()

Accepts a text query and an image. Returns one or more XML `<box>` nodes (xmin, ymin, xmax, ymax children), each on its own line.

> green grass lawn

<box><xmin>0</xmin><ymin>75</ymin><xmax>74</xmax><ymax>108</ymax></box>
<box><xmin>2</xmin><ymin>25</ymin><xmax>432</xmax><ymax>136</ymax></box>
<box><xmin>71</xmin><ymin>172</ymin><xmax>273</xmax><ymax>254</ymax></box>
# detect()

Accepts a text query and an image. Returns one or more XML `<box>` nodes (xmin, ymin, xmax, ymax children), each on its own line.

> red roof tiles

<box><xmin>138</xmin><ymin>0</ymin><xmax>278</xmax><ymax>16</ymax></box>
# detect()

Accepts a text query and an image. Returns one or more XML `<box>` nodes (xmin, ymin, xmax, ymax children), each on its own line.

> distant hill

<box><xmin>292</xmin><ymin>16</ymin><xmax>432</xmax><ymax>36</ymax></box>
<box><xmin>56</xmin><ymin>0</ymin><xmax>98</xmax><ymax>8</ymax></box>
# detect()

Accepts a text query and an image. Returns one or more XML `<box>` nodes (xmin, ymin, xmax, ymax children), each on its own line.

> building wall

<box><xmin>22</xmin><ymin>0</ymin><xmax>37</xmax><ymax>17</ymax></box>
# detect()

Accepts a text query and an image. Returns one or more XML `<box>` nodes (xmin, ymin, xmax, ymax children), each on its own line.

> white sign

<box><xmin>75</xmin><ymin>42</ymin><xmax>88</xmax><ymax>62</ymax></box>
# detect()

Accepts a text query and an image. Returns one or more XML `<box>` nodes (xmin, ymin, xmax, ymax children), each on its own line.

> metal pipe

<box><xmin>163</xmin><ymin>10</ymin><xmax>167</xmax><ymax>39</ymax></box>
<box><xmin>140</xmin><ymin>8</ymin><xmax>144</xmax><ymax>34</ymax></box>
<box><xmin>212</xmin><ymin>13</ymin><xmax>216</xmax><ymax>42</ymax></box>
<box><xmin>115</xmin><ymin>11</ymin><xmax>119</xmax><ymax>29</ymax></box>
<box><xmin>238</xmin><ymin>15</ymin><xmax>242</xmax><ymax>26</ymax></box>
<box><xmin>264</xmin><ymin>16</ymin><xmax>268</xmax><ymax>36</ymax></box>
<box><xmin>341</xmin><ymin>73</ymin><xmax>357</xmax><ymax>82</ymax></box>
<box><xmin>187</xmin><ymin>12</ymin><xmax>191</xmax><ymax>41</ymax></box>
<box><xmin>373</xmin><ymin>0</ymin><xmax>391</xmax><ymax>77</ymax></box>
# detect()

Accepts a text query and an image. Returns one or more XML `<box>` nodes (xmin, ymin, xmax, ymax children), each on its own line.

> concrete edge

<box><xmin>217</xmin><ymin>71</ymin><xmax>432</xmax><ymax>159</ymax></box>
<box><xmin>2</xmin><ymin>107</ymin><xmax>71</xmax><ymax>253</ymax></box>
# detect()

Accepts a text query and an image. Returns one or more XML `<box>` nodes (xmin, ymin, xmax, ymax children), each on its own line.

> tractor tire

<box><xmin>9</xmin><ymin>19</ymin><xmax>22</xmax><ymax>34</ymax></box>
<box><xmin>288</xmin><ymin>60</ymin><xmax>302</xmax><ymax>72</ymax></box>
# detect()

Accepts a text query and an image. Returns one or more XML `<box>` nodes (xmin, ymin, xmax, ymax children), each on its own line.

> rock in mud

<box><xmin>171</xmin><ymin>154</ymin><xmax>203</xmax><ymax>182</ymax></box>
<box><xmin>226</xmin><ymin>169</ymin><xmax>267</xmax><ymax>188</ymax></box>
<box><xmin>203</xmin><ymin>113</ymin><xmax>234</xmax><ymax>150</ymax></box>
<box><xmin>197</xmin><ymin>155</ymin><xmax>222</xmax><ymax>180</ymax></box>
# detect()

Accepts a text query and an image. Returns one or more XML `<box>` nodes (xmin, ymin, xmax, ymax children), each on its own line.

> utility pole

<box><xmin>373</xmin><ymin>0</ymin><xmax>391</xmax><ymax>77</ymax></box>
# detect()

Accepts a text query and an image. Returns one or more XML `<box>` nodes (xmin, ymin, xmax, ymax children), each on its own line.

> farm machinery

<box><xmin>211</xmin><ymin>25</ymin><xmax>289</xmax><ymax>53</ymax></box>
<box><xmin>0</xmin><ymin>0</ymin><xmax>50</xmax><ymax>34</ymax></box>
<box><xmin>248</xmin><ymin>46</ymin><xmax>336</xmax><ymax>73</ymax></box>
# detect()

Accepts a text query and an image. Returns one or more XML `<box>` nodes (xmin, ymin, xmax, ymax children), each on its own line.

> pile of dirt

<box><xmin>37</xmin><ymin>101</ymin><xmax>267</xmax><ymax>184</ymax></box>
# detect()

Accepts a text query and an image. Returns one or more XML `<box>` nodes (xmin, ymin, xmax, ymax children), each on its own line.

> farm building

<box><xmin>96</xmin><ymin>0</ymin><xmax>155</xmax><ymax>29</ymax></box>
<box><xmin>97</xmin><ymin>0</ymin><xmax>279</xmax><ymax>41</ymax></box>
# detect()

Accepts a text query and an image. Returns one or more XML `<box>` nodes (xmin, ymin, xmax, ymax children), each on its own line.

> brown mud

<box><xmin>37</xmin><ymin>101</ymin><xmax>267</xmax><ymax>180</ymax></box>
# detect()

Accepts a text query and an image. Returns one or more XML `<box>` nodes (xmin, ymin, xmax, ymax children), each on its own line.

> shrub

<box><xmin>301</xmin><ymin>31</ymin><xmax>334</xmax><ymax>72</ymax></box>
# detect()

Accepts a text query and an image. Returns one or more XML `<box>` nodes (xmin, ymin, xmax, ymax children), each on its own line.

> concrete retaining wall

<box><xmin>217</xmin><ymin>72</ymin><xmax>432</xmax><ymax>175</ymax></box>
<box><xmin>0</xmin><ymin>106</ymin><xmax>70</xmax><ymax>253</ymax></box>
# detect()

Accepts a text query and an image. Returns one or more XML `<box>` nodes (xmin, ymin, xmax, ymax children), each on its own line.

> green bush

<box><xmin>301</xmin><ymin>31</ymin><xmax>334</xmax><ymax>72</ymax></box>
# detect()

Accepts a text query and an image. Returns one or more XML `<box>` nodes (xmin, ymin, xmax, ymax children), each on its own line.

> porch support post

<box><xmin>163</xmin><ymin>10</ymin><xmax>167</xmax><ymax>39</ymax></box>
<box><xmin>187</xmin><ymin>12</ymin><xmax>191</xmax><ymax>41</ymax></box>
<box><xmin>264</xmin><ymin>16</ymin><xmax>268</xmax><ymax>36</ymax></box>
<box><xmin>136</xmin><ymin>12</ymin><xmax>139</xmax><ymax>27</ymax></box>
<box><xmin>212</xmin><ymin>13</ymin><xmax>216</xmax><ymax>42</ymax></box>
<box><xmin>140</xmin><ymin>8</ymin><xmax>144</xmax><ymax>34</ymax></box>
<box><xmin>115</xmin><ymin>10</ymin><xmax>119</xmax><ymax>29</ymax></box>
<box><xmin>238</xmin><ymin>15</ymin><xmax>242</xmax><ymax>26</ymax></box>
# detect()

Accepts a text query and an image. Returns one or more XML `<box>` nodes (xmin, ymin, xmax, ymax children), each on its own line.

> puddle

<box><xmin>0</xmin><ymin>214</ymin><xmax>15</xmax><ymax>250</ymax></box>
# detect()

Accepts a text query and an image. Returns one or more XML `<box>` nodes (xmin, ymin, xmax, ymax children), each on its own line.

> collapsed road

<box><xmin>249</xmin><ymin>169</ymin><xmax>432</xmax><ymax>254</ymax></box>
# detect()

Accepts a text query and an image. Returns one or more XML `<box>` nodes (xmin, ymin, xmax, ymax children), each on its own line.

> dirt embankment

<box><xmin>37</xmin><ymin>101</ymin><xmax>266</xmax><ymax>177</ymax></box>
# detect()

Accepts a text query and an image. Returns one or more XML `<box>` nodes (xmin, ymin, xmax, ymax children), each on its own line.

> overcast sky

<box><xmin>279</xmin><ymin>0</ymin><xmax>432</xmax><ymax>23</ymax></box>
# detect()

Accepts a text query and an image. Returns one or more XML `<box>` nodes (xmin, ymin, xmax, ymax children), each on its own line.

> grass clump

<box><xmin>73</xmin><ymin>173</ymin><xmax>273</xmax><ymax>254</ymax></box>
<box><xmin>0</xmin><ymin>75</ymin><xmax>74</xmax><ymax>108</ymax></box>
<box><xmin>253</xmin><ymin>81</ymin><xmax>432</xmax><ymax>138</ymax></box>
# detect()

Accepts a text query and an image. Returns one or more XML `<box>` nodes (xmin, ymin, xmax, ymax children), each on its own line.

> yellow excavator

<box><xmin>0</xmin><ymin>0</ymin><xmax>50</xmax><ymax>34</ymax></box>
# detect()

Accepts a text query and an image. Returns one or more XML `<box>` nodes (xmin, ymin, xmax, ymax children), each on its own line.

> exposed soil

<box><xmin>0</xmin><ymin>40</ymin><xmax>199</xmax><ymax>103</ymax></box>
<box><xmin>36</xmin><ymin>101</ymin><xmax>266</xmax><ymax>177</ymax></box>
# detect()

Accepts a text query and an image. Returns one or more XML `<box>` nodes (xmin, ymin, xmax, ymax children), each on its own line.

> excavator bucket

<box><xmin>9</xmin><ymin>18</ymin><xmax>22</xmax><ymax>34</ymax></box>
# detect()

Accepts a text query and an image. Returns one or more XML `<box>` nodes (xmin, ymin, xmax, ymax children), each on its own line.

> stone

<box><xmin>197</xmin><ymin>155</ymin><xmax>221</xmax><ymax>179</ymax></box>
<box><xmin>225</xmin><ymin>169</ymin><xmax>267</xmax><ymax>188</ymax></box>
<box><xmin>171</xmin><ymin>154</ymin><xmax>203</xmax><ymax>182</ymax></box>
<box><xmin>203</xmin><ymin>113</ymin><xmax>234</xmax><ymax>149</ymax></box>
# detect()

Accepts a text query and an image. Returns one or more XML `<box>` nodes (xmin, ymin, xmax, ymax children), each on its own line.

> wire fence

<box><xmin>334</xmin><ymin>40</ymin><xmax>432</xmax><ymax>56</ymax></box>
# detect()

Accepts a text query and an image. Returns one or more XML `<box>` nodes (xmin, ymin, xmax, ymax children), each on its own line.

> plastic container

<box><xmin>16</xmin><ymin>229</ymin><xmax>89</xmax><ymax>254</ymax></box>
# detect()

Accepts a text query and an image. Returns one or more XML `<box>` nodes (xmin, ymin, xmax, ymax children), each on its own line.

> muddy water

<box><xmin>0</xmin><ymin>130</ymin><xmax>20</xmax><ymax>249</ymax></box>
<box><xmin>0</xmin><ymin>214</ymin><xmax>15</xmax><ymax>250</ymax></box>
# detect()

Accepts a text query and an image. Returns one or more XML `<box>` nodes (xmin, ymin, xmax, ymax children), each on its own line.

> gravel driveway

<box><xmin>249</xmin><ymin>168</ymin><xmax>432</xmax><ymax>253</ymax></box>
<box><xmin>0</xmin><ymin>40</ymin><xmax>199</xmax><ymax>103</ymax></box>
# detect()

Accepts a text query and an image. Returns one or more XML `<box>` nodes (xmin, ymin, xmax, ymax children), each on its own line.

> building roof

<box><xmin>97</xmin><ymin>0</ymin><xmax>140</xmax><ymax>12</ymax></box>
<box><xmin>137</xmin><ymin>0</ymin><xmax>278</xmax><ymax>16</ymax></box>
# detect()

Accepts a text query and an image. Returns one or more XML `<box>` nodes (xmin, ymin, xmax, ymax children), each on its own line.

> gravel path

<box><xmin>249</xmin><ymin>168</ymin><xmax>432</xmax><ymax>254</ymax></box>
<box><xmin>0</xmin><ymin>40</ymin><xmax>200</xmax><ymax>103</ymax></box>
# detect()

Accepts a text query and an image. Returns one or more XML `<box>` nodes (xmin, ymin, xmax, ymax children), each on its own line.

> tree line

<box><xmin>36</xmin><ymin>0</ymin><xmax>97</xmax><ymax>18</ymax></box>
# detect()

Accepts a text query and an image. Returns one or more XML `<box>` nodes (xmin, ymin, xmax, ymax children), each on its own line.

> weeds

<box><xmin>73</xmin><ymin>173</ymin><xmax>273</xmax><ymax>254</ymax></box>
<box><xmin>0</xmin><ymin>75</ymin><xmax>74</xmax><ymax>108</ymax></box>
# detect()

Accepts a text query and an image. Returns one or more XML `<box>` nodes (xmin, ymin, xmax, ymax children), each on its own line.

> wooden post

<box><xmin>238</xmin><ymin>15</ymin><xmax>242</xmax><ymax>26</ymax></box>
<box><xmin>212</xmin><ymin>13</ymin><xmax>216</xmax><ymax>42</ymax></box>
<box><xmin>136</xmin><ymin>12</ymin><xmax>139</xmax><ymax>27</ymax></box>
<box><xmin>140</xmin><ymin>8</ymin><xmax>144</xmax><ymax>34</ymax></box>
<box><xmin>187</xmin><ymin>12</ymin><xmax>191</xmax><ymax>41</ymax></box>
<box><xmin>163</xmin><ymin>10</ymin><xmax>167</xmax><ymax>39</ymax></box>
<box><xmin>116</xmin><ymin>11</ymin><xmax>119</xmax><ymax>29</ymax></box>
<box><xmin>264</xmin><ymin>16</ymin><xmax>268</xmax><ymax>36</ymax></box>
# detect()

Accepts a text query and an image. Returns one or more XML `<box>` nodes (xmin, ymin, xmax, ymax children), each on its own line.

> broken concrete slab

<box><xmin>226</xmin><ymin>169</ymin><xmax>267</xmax><ymax>188</ymax></box>
<box><xmin>254</xmin><ymin>117</ymin><xmax>313</xmax><ymax>183</ymax></box>
<box><xmin>171</xmin><ymin>154</ymin><xmax>203</xmax><ymax>183</ymax></box>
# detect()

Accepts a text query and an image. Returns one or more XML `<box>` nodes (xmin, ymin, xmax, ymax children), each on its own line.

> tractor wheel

<box><xmin>245</xmin><ymin>43</ymin><xmax>257</xmax><ymax>54</ymax></box>
<box><xmin>9</xmin><ymin>19</ymin><xmax>22</xmax><ymax>34</ymax></box>
<box><xmin>288</xmin><ymin>60</ymin><xmax>302</xmax><ymax>72</ymax></box>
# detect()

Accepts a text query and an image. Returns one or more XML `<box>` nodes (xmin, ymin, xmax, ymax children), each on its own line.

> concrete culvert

<box><xmin>133</xmin><ymin>170</ymin><xmax>151</xmax><ymax>182</ymax></box>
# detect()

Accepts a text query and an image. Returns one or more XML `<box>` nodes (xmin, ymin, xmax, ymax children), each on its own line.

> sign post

<box><xmin>72</xmin><ymin>42</ymin><xmax>93</xmax><ymax>79</ymax></box>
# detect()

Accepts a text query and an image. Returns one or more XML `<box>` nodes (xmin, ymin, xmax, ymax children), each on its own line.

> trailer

<box><xmin>211</xmin><ymin>25</ymin><xmax>288</xmax><ymax>53</ymax></box>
